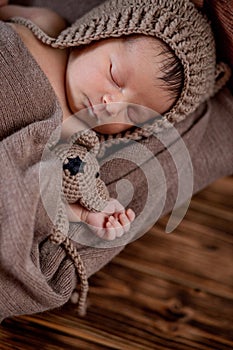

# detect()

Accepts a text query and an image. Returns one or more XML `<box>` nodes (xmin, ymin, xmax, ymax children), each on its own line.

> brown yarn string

<box><xmin>97</xmin><ymin>131</ymin><xmax>140</xmax><ymax>158</ymax></box>
<box><xmin>212</xmin><ymin>62</ymin><xmax>232</xmax><ymax>96</ymax></box>
<box><xmin>50</xmin><ymin>228</ymin><xmax>89</xmax><ymax>316</ymax></box>
<box><xmin>97</xmin><ymin>120</ymin><xmax>167</xmax><ymax>158</ymax></box>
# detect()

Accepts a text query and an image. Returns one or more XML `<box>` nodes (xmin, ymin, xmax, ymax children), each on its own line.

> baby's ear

<box><xmin>70</xmin><ymin>129</ymin><xmax>100</xmax><ymax>155</ymax></box>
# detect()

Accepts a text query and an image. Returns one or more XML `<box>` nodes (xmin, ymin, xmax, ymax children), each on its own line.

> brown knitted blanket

<box><xmin>0</xmin><ymin>0</ymin><xmax>233</xmax><ymax>321</ymax></box>
<box><xmin>0</xmin><ymin>21</ymin><xmax>126</xmax><ymax>321</ymax></box>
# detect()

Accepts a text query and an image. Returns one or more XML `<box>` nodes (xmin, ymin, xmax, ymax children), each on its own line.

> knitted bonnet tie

<box><xmin>50</xmin><ymin>226</ymin><xmax>88</xmax><ymax>317</ymax></box>
<box><xmin>11</xmin><ymin>0</ymin><xmax>231</xmax><ymax>142</ymax></box>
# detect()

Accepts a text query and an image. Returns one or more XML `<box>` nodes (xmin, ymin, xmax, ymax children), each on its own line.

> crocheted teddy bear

<box><xmin>54</xmin><ymin>129</ymin><xmax>110</xmax><ymax>212</ymax></box>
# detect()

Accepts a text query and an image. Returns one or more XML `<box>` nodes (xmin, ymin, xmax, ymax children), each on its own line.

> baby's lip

<box><xmin>84</xmin><ymin>95</ymin><xmax>112</xmax><ymax>124</ymax></box>
<box><xmin>86</xmin><ymin>96</ymin><xmax>98</xmax><ymax>120</ymax></box>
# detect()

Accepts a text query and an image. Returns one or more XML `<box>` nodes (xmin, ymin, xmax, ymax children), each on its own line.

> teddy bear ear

<box><xmin>70</xmin><ymin>129</ymin><xmax>100</xmax><ymax>155</ymax></box>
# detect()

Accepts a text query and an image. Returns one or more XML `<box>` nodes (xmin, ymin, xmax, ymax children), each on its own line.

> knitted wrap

<box><xmin>11</xmin><ymin>0</ymin><xmax>231</xmax><ymax>137</ymax></box>
<box><xmin>6</xmin><ymin>0</ymin><xmax>232</xmax><ymax>318</ymax></box>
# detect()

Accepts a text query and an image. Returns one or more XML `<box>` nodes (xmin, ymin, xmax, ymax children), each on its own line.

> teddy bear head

<box><xmin>55</xmin><ymin>130</ymin><xmax>109</xmax><ymax>212</ymax></box>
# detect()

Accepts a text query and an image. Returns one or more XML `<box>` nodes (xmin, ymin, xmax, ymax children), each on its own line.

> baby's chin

<box><xmin>93</xmin><ymin>122</ymin><xmax>133</xmax><ymax>135</ymax></box>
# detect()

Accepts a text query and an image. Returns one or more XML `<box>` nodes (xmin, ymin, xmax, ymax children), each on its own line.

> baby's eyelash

<box><xmin>110</xmin><ymin>63</ymin><xmax>121</xmax><ymax>88</ymax></box>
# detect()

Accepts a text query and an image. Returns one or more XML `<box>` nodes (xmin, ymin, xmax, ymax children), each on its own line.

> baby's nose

<box><xmin>102</xmin><ymin>93</ymin><xmax>112</xmax><ymax>105</ymax></box>
<box><xmin>102</xmin><ymin>92</ymin><xmax>126</xmax><ymax>115</ymax></box>
<box><xmin>102</xmin><ymin>90</ymin><xmax>124</xmax><ymax>105</ymax></box>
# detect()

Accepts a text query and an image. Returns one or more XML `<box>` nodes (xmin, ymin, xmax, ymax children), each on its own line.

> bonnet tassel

<box><xmin>50</xmin><ymin>227</ymin><xmax>89</xmax><ymax>317</ymax></box>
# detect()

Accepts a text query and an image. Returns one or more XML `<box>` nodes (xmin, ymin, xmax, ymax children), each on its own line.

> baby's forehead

<box><xmin>122</xmin><ymin>34</ymin><xmax>170</xmax><ymax>62</ymax></box>
<box><xmin>124</xmin><ymin>34</ymin><xmax>164</xmax><ymax>50</ymax></box>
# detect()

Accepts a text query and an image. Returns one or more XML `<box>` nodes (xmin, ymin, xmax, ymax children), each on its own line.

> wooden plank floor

<box><xmin>0</xmin><ymin>177</ymin><xmax>232</xmax><ymax>350</ymax></box>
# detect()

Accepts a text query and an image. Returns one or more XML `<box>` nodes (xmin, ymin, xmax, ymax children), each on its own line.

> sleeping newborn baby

<box><xmin>0</xmin><ymin>4</ymin><xmax>182</xmax><ymax>239</ymax></box>
<box><xmin>0</xmin><ymin>0</ymin><xmax>223</xmax><ymax>239</ymax></box>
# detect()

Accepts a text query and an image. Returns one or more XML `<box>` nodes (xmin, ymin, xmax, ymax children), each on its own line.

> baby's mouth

<box><xmin>83</xmin><ymin>95</ymin><xmax>114</xmax><ymax>126</ymax></box>
<box><xmin>85</xmin><ymin>95</ymin><xmax>98</xmax><ymax>120</ymax></box>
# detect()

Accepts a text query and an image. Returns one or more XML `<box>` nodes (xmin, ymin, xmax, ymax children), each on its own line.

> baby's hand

<box><xmin>85</xmin><ymin>199</ymin><xmax>135</xmax><ymax>241</ymax></box>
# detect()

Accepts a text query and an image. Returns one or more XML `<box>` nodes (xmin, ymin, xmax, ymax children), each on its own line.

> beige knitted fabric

<box><xmin>11</xmin><ymin>0</ymin><xmax>231</xmax><ymax>137</ymax></box>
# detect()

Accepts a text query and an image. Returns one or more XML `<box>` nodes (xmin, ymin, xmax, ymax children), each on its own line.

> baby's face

<box><xmin>66</xmin><ymin>36</ymin><xmax>174</xmax><ymax>134</ymax></box>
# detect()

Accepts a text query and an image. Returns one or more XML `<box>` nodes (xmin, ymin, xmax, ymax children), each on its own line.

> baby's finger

<box><xmin>126</xmin><ymin>208</ymin><xmax>135</xmax><ymax>222</ymax></box>
<box><xmin>104</xmin><ymin>221</ymin><xmax>117</xmax><ymax>241</ymax></box>
<box><xmin>109</xmin><ymin>215</ymin><xmax>124</xmax><ymax>238</ymax></box>
<box><xmin>95</xmin><ymin>227</ymin><xmax>105</xmax><ymax>239</ymax></box>
<box><xmin>118</xmin><ymin>213</ymin><xmax>131</xmax><ymax>233</ymax></box>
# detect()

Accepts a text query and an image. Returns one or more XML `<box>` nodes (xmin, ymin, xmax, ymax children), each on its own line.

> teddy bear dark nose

<box><xmin>63</xmin><ymin>156</ymin><xmax>86</xmax><ymax>176</ymax></box>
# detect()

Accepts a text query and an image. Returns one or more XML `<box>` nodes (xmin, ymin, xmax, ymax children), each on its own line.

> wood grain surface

<box><xmin>0</xmin><ymin>177</ymin><xmax>232</xmax><ymax>350</ymax></box>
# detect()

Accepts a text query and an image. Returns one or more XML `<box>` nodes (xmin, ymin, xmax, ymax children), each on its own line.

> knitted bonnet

<box><xmin>13</xmin><ymin>0</ymin><xmax>231</xmax><ymax>136</ymax></box>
